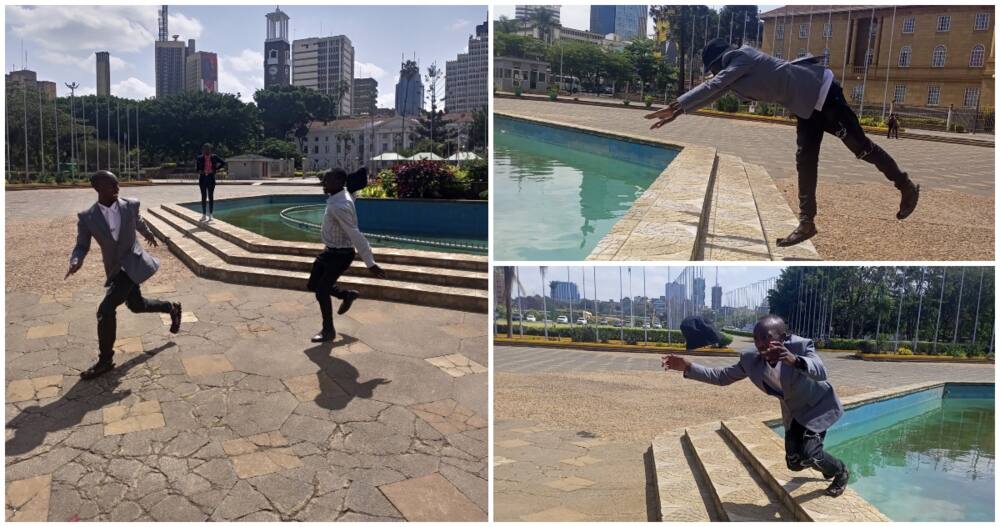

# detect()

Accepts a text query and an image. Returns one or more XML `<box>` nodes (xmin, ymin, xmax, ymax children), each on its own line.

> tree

<box><xmin>254</xmin><ymin>85</ymin><xmax>337</xmax><ymax>147</ymax></box>
<box><xmin>257</xmin><ymin>137</ymin><xmax>302</xmax><ymax>162</ymax></box>
<box><xmin>139</xmin><ymin>91</ymin><xmax>261</xmax><ymax>165</ymax></box>
<box><xmin>530</xmin><ymin>6</ymin><xmax>557</xmax><ymax>44</ymax></box>
<box><xmin>494</xmin><ymin>15</ymin><xmax>519</xmax><ymax>34</ymax></box>
<box><xmin>494</xmin><ymin>32</ymin><xmax>549</xmax><ymax>60</ymax></box>
<box><xmin>413</xmin><ymin>62</ymin><xmax>456</xmax><ymax>154</ymax></box>
<box><xmin>624</xmin><ymin>38</ymin><xmax>660</xmax><ymax>97</ymax></box>
<box><xmin>467</xmin><ymin>107</ymin><xmax>487</xmax><ymax>152</ymax></box>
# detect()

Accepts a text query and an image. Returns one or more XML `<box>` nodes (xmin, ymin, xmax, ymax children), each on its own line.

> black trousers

<box><xmin>784</xmin><ymin>419</ymin><xmax>846</xmax><ymax>478</ymax></box>
<box><xmin>887</xmin><ymin>123</ymin><xmax>900</xmax><ymax>139</ymax></box>
<box><xmin>97</xmin><ymin>271</ymin><xmax>172</xmax><ymax>363</ymax></box>
<box><xmin>199</xmin><ymin>173</ymin><xmax>217</xmax><ymax>214</ymax></box>
<box><xmin>307</xmin><ymin>248</ymin><xmax>355</xmax><ymax>333</ymax></box>
<box><xmin>795</xmin><ymin>82</ymin><xmax>908</xmax><ymax>222</ymax></box>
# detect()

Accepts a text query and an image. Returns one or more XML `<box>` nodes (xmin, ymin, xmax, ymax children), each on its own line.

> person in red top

<box><xmin>196</xmin><ymin>143</ymin><xmax>227</xmax><ymax>222</ymax></box>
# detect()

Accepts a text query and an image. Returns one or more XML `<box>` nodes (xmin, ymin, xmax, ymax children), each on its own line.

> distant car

<box><xmin>602</xmin><ymin>86</ymin><xmax>614</xmax><ymax>95</ymax></box>
<box><xmin>643</xmin><ymin>323</ymin><xmax>651</xmax><ymax>329</ymax></box>
<box><xmin>577</xmin><ymin>318</ymin><xmax>587</xmax><ymax>325</ymax></box>
<box><xmin>556</xmin><ymin>315</ymin><xmax>569</xmax><ymax>324</ymax></box>
<box><xmin>526</xmin><ymin>314</ymin><xmax>537</xmax><ymax>322</ymax></box>
<box><xmin>612</xmin><ymin>321</ymin><xmax>623</xmax><ymax>327</ymax></box>
<box><xmin>511</xmin><ymin>314</ymin><xmax>521</xmax><ymax>321</ymax></box>
<box><xmin>654</xmin><ymin>323</ymin><xmax>663</xmax><ymax>329</ymax></box>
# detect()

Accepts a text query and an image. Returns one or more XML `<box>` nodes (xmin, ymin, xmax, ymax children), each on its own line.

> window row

<box><xmin>851</xmin><ymin>84</ymin><xmax>981</xmax><ymax>107</ymax></box>
<box><xmin>775</xmin><ymin>12</ymin><xmax>990</xmax><ymax>40</ymax></box>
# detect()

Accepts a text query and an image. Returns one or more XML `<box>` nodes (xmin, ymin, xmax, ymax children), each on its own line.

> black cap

<box><xmin>680</xmin><ymin>316</ymin><xmax>723</xmax><ymax>350</ymax></box>
<box><xmin>702</xmin><ymin>38</ymin><xmax>735</xmax><ymax>74</ymax></box>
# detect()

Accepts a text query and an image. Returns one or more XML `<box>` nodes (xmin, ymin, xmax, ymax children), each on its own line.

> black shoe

<box><xmin>311</xmin><ymin>331</ymin><xmax>336</xmax><ymax>343</ymax></box>
<box><xmin>896</xmin><ymin>179</ymin><xmax>920</xmax><ymax>220</ymax></box>
<box><xmin>169</xmin><ymin>302</ymin><xmax>182</xmax><ymax>334</ymax></box>
<box><xmin>80</xmin><ymin>361</ymin><xmax>115</xmax><ymax>380</ymax></box>
<box><xmin>337</xmin><ymin>290</ymin><xmax>360</xmax><ymax>315</ymax></box>
<box><xmin>826</xmin><ymin>469</ymin><xmax>850</xmax><ymax>497</ymax></box>
<box><xmin>776</xmin><ymin>221</ymin><xmax>818</xmax><ymax>247</ymax></box>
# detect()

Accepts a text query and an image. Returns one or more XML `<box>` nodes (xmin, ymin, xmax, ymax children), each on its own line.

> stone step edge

<box><xmin>159</xmin><ymin>202</ymin><xmax>489</xmax><ymax>272</ymax></box>
<box><xmin>649</xmin><ymin>430</ymin><xmax>717</xmax><ymax>522</ymax></box>
<box><xmin>719</xmin><ymin>418</ymin><xmax>890</xmax><ymax>522</ymax></box>
<box><xmin>145</xmin><ymin>213</ymin><xmax>488</xmax><ymax>313</ymax></box>
<box><xmin>703</xmin><ymin>153</ymin><xmax>773</xmax><ymax>261</ymax></box>
<box><xmin>742</xmin><ymin>162</ymin><xmax>821</xmax><ymax>261</ymax></box>
<box><xmin>683</xmin><ymin>422</ymin><xmax>792</xmax><ymax>522</ymax></box>
<box><xmin>148</xmin><ymin>207</ymin><xmax>488</xmax><ymax>291</ymax></box>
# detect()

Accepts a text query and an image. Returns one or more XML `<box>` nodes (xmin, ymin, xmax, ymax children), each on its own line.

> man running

<box><xmin>645</xmin><ymin>38</ymin><xmax>919</xmax><ymax>247</ymax></box>
<box><xmin>662</xmin><ymin>314</ymin><xmax>851</xmax><ymax>497</ymax></box>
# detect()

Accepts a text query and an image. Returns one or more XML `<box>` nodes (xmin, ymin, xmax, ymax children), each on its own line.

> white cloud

<box><xmin>451</xmin><ymin>19</ymin><xmax>470</xmax><ymax>30</ymax></box>
<box><xmin>354</xmin><ymin>61</ymin><xmax>387</xmax><ymax>81</ymax></box>
<box><xmin>37</xmin><ymin>49</ymin><xmax>129</xmax><ymax>72</ymax></box>
<box><xmin>218</xmin><ymin>69</ymin><xmax>262</xmax><ymax>103</ymax></box>
<box><xmin>168</xmin><ymin>11</ymin><xmax>203</xmax><ymax>40</ymax></box>
<box><xmin>377</xmin><ymin>92</ymin><xmax>395</xmax><ymax>109</ymax></box>
<box><xmin>223</xmin><ymin>49</ymin><xmax>262</xmax><ymax>73</ymax></box>
<box><xmin>7</xmin><ymin>5</ymin><xmax>158</xmax><ymax>53</ymax></box>
<box><xmin>112</xmin><ymin>77</ymin><xmax>154</xmax><ymax>99</ymax></box>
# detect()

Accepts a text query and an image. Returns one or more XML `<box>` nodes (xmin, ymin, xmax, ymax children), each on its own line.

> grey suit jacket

<box><xmin>71</xmin><ymin>198</ymin><xmax>160</xmax><ymax>286</ymax></box>
<box><xmin>677</xmin><ymin>45</ymin><xmax>828</xmax><ymax>119</ymax></box>
<box><xmin>684</xmin><ymin>334</ymin><xmax>844</xmax><ymax>432</ymax></box>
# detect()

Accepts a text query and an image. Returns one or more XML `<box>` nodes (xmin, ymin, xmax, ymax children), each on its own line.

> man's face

<box><xmin>754</xmin><ymin>329</ymin><xmax>782</xmax><ymax>353</ymax></box>
<box><xmin>94</xmin><ymin>176</ymin><xmax>119</xmax><ymax>202</ymax></box>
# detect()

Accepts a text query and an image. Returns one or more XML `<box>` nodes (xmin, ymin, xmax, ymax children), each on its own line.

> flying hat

<box><xmin>702</xmin><ymin>37</ymin><xmax>736</xmax><ymax>74</ymax></box>
<box><xmin>680</xmin><ymin>316</ymin><xmax>724</xmax><ymax>350</ymax></box>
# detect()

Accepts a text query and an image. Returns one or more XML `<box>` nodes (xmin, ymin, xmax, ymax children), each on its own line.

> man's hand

<box><xmin>146</xmin><ymin>236</ymin><xmax>159</xmax><ymax>248</ymax></box>
<box><xmin>65</xmin><ymin>259</ymin><xmax>82</xmax><ymax>280</ymax></box>
<box><xmin>645</xmin><ymin>101</ymin><xmax>683</xmax><ymax>129</ymax></box>
<box><xmin>766</xmin><ymin>341</ymin><xmax>799</xmax><ymax>366</ymax></box>
<box><xmin>368</xmin><ymin>264</ymin><xmax>387</xmax><ymax>279</ymax></box>
<box><xmin>661</xmin><ymin>354</ymin><xmax>691</xmax><ymax>373</ymax></box>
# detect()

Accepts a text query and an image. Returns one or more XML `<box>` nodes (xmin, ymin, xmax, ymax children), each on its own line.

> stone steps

<box><xmin>144</xmin><ymin>209</ymin><xmax>488</xmax><ymax>313</ymax></box>
<box><xmin>649</xmin><ymin>430</ymin><xmax>717</xmax><ymax>522</ymax></box>
<box><xmin>701</xmin><ymin>156</ymin><xmax>820</xmax><ymax>261</ymax></box>
<box><xmin>683</xmin><ymin>422</ymin><xmax>793</xmax><ymax>521</ymax></box>
<box><xmin>148</xmin><ymin>206</ymin><xmax>488</xmax><ymax>291</ymax></box>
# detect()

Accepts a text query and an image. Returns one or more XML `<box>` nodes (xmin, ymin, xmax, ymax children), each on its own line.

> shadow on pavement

<box><xmin>303</xmin><ymin>334</ymin><xmax>390</xmax><ymax>411</ymax></box>
<box><xmin>5</xmin><ymin>342</ymin><xmax>175</xmax><ymax>457</ymax></box>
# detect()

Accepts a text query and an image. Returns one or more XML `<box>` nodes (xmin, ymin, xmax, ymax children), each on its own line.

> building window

<box><xmin>797</xmin><ymin>48</ymin><xmax>807</xmax><ymax>58</ymax></box>
<box><xmin>269</xmin><ymin>50</ymin><xmax>277</xmax><ymax>59</ymax></box>
<box><xmin>776</xmin><ymin>23</ymin><xmax>784</xmax><ymax>40</ymax></box>
<box><xmin>823</xmin><ymin>22</ymin><xmax>832</xmax><ymax>37</ymax></box>
<box><xmin>931</xmin><ymin>45</ymin><xmax>947</xmax><ymax>67</ymax></box>
<box><xmin>902</xmin><ymin>17</ymin><xmax>915</xmax><ymax>34</ymax></box>
<box><xmin>936</xmin><ymin>16</ymin><xmax>950</xmax><ymax>32</ymax></box>
<box><xmin>822</xmin><ymin>48</ymin><xmax>830</xmax><ymax>66</ymax></box>
<box><xmin>313</xmin><ymin>146</ymin><xmax>319</xmax><ymax>154</ymax></box>
<box><xmin>898</xmin><ymin>46</ymin><xmax>912</xmax><ymax>67</ymax></box>
<box><xmin>970</xmin><ymin>45</ymin><xmax>985</xmax><ymax>67</ymax></box>
<box><xmin>799</xmin><ymin>24</ymin><xmax>809</xmax><ymax>38</ymax></box>
<box><xmin>774</xmin><ymin>49</ymin><xmax>784</xmax><ymax>59</ymax></box>
<box><xmin>974</xmin><ymin>13</ymin><xmax>990</xmax><ymax>31</ymax></box>
<box><xmin>893</xmin><ymin>84</ymin><xmax>906</xmax><ymax>104</ymax></box>
<box><xmin>964</xmin><ymin>87</ymin><xmax>981</xmax><ymax>108</ymax></box>
<box><xmin>851</xmin><ymin>84</ymin><xmax>864</xmax><ymax>102</ymax></box>
<box><xmin>926</xmin><ymin>85</ymin><xmax>941</xmax><ymax>105</ymax></box>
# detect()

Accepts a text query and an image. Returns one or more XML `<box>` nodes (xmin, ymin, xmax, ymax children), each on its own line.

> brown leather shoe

<box><xmin>776</xmin><ymin>221</ymin><xmax>818</xmax><ymax>247</ymax></box>
<box><xmin>80</xmin><ymin>361</ymin><xmax>115</xmax><ymax>380</ymax></box>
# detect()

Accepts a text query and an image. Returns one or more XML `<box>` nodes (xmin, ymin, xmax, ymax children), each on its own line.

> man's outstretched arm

<box><xmin>675</xmin><ymin>51</ymin><xmax>753</xmax><ymax>113</ymax></box>
<box><xmin>662</xmin><ymin>354</ymin><xmax>748</xmax><ymax>386</ymax></box>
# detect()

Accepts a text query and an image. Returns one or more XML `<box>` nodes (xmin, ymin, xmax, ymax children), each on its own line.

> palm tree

<box><xmin>531</xmin><ymin>7</ymin><xmax>556</xmax><ymax>44</ymax></box>
<box><xmin>495</xmin><ymin>15</ymin><xmax>518</xmax><ymax>34</ymax></box>
<box><xmin>502</xmin><ymin>267</ymin><xmax>515</xmax><ymax>338</ymax></box>
<box><xmin>335</xmin><ymin>80</ymin><xmax>351</xmax><ymax>118</ymax></box>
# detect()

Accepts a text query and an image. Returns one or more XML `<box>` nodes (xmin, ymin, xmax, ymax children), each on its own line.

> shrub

<box><xmin>623</xmin><ymin>99</ymin><xmax>631</xmax><ymax>106</ymax></box>
<box><xmin>548</xmin><ymin>86</ymin><xmax>558</xmax><ymax>101</ymax></box>
<box><xmin>441</xmin><ymin>165</ymin><xmax>472</xmax><ymax>199</ymax></box>
<box><xmin>644</xmin><ymin>95</ymin><xmax>654</xmax><ymax>108</ymax></box>
<box><xmin>392</xmin><ymin>161</ymin><xmax>471</xmax><ymax>199</ymax></box>
<box><xmin>513</xmin><ymin>85</ymin><xmax>523</xmax><ymax>97</ymax></box>
<box><xmin>896</xmin><ymin>346</ymin><xmax>913</xmax><ymax>356</ymax></box>
<box><xmin>715</xmin><ymin>93</ymin><xmax>740</xmax><ymax>113</ymax></box>
<box><xmin>465</xmin><ymin>159</ymin><xmax>488</xmax><ymax>183</ymax></box>
<box><xmin>856</xmin><ymin>340</ymin><xmax>874</xmax><ymax>354</ymax></box>
<box><xmin>573</xmin><ymin>97</ymin><xmax>579</xmax><ymax>101</ymax></box>
<box><xmin>859</xmin><ymin>115</ymin><xmax>886</xmax><ymax>128</ymax></box>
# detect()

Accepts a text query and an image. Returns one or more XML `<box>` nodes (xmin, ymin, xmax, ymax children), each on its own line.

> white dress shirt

<box><xmin>321</xmin><ymin>190</ymin><xmax>376</xmax><ymax>268</ymax></box>
<box><xmin>98</xmin><ymin>200</ymin><xmax>121</xmax><ymax>242</ymax></box>
<box><xmin>815</xmin><ymin>68</ymin><xmax>835</xmax><ymax>111</ymax></box>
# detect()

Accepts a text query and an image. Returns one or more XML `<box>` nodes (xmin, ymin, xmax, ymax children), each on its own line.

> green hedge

<box><xmin>819</xmin><ymin>336</ymin><xmax>991</xmax><ymax>357</ymax></box>
<box><xmin>495</xmin><ymin>324</ymin><xmax>732</xmax><ymax>347</ymax></box>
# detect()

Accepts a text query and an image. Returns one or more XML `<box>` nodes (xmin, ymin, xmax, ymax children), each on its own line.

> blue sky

<box><xmin>5</xmin><ymin>4</ymin><xmax>487</xmax><ymax>107</ymax></box>
<box><xmin>508</xmin><ymin>266</ymin><xmax>785</xmax><ymax>304</ymax></box>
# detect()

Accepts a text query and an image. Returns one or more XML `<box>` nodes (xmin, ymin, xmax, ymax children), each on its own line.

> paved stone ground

<box><xmin>496</xmin><ymin>99</ymin><xmax>995</xmax><ymax>261</ymax></box>
<box><xmin>493</xmin><ymin>344</ymin><xmax>994</xmax><ymax>521</ymax></box>
<box><xmin>5</xmin><ymin>187</ymin><xmax>488</xmax><ymax>521</ymax></box>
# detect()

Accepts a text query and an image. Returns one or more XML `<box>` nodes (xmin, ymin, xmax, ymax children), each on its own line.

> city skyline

<box><xmin>503</xmin><ymin>266</ymin><xmax>785</xmax><ymax>304</ymax></box>
<box><xmin>5</xmin><ymin>4</ymin><xmax>485</xmax><ymax>108</ymax></box>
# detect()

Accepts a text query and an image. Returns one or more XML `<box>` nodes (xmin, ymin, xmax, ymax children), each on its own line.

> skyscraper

<box><xmin>445</xmin><ymin>20</ymin><xmax>488</xmax><ymax>113</ymax></box>
<box><xmin>292</xmin><ymin>35</ymin><xmax>354</xmax><ymax>116</ymax></box>
<box><xmin>590</xmin><ymin>5</ymin><xmax>648</xmax><ymax>41</ymax></box>
<box><xmin>693</xmin><ymin>277</ymin><xmax>706</xmax><ymax>308</ymax></box>
<box><xmin>96</xmin><ymin>51</ymin><xmax>111</xmax><ymax>96</ymax></box>
<box><xmin>186</xmin><ymin>51</ymin><xmax>218</xmax><ymax>93</ymax></box>
<box><xmin>549</xmin><ymin>281</ymin><xmax>580</xmax><ymax>302</ymax></box>
<box><xmin>154</xmin><ymin>7</ymin><xmax>194</xmax><ymax>98</ymax></box>
<box><xmin>264</xmin><ymin>7</ymin><xmax>291</xmax><ymax>89</ymax></box>
<box><xmin>352</xmin><ymin>78</ymin><xmax>378</xmax><ymax>116</ymax></box>
<box><xmin>394</xmin><ymin>60</ymin><xmax>423</xmax><ymax>117</ymax></box>
<box><xmin>515</xmin><ymin>5</ymin><xmax>561</xmax><ymax>25</ymax></box>
<box><xmin>711</xmin><ymin>285</ymin><xmax>723</xmax><ymax>310</ymax></box>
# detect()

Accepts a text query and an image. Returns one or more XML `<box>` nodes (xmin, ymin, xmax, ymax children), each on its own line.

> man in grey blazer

<box><xmin>646</xmin><ymin>38</ymin><xmax>919</xmax><ymax>247</ymax></box>
<box><xmin>662</xmin><ymin>314</ymin><xmax>850</xmax><ymax>497</ymax></box>
<box><xmin>66</xmin><ymin>171</ymin><xmax>182</xmax><ymax>379</ymax></box>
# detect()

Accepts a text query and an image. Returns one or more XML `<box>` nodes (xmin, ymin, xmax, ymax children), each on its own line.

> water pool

<box><xmin>772</xmin><ymin>383</ymin><xmax>994</xmax><ymax>521</ymax></box>
<box><xmin>494</xmin><ymin>116</ymin><xmax>679</xmax><ymax>260</ymax></box>
<box><xmin>183</xmin><ymin>195</ymin><xmax>487</xmax><ymax>255</ymax></box>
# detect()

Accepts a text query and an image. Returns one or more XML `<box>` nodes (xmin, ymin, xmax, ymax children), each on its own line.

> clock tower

<box><xmin>264</xmin><ymin>7</ymin><xmax>290</xmax><ymax>88</ymax></box>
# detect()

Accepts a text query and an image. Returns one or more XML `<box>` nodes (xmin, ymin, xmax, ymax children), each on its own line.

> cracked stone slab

<box><xmin>102</xmin><ymin>400</ymin><xmax>166</xmax><ymax>436</ymax></box>
<box><xmin>223</xmin><ymin>431</ymin><xmax>303</xmax><ymax>479</ymax></box>
<box><xmin>379</xmin><ymin>472</ymin><xmax>485</xmax><ymax>521</ymax></box>
<box><xmin>113</xmin><ymin>336</ymin><xmax>143</xmax><ymax>355</ymax></box>
<box><xmin>543</xmin><ymin>476</ymin><xmax>596</xmax><ymax>492</ymax></box>
<box><xmin>5</xmin><ymin>474</ymin><xmax>51</xmax><ymax>521</ymax></box>
<box><xmin>26</xmin><ymin>322</ymin><xmax>68</xmax><ymax>339</ymax></box>
<box><xmin>181</xmin><ymin>354</ymin><xmax>235</xmax><ymax>377</ymax></box>
<box><xmin>494</xmin><ymin>456</ymin><xmax>516</xmax><ymax>467</ymax></box>
<box><xmin>496</xmin><ymin>439</ymin><xmax>532</xmax><ymax>449</ymax></box>
<box><xmin>559</xmin><ymin>455</ymin><xmax>602</xmax><ymax>467</ymax></box>
<box><xmin>6</xmin><ymin>375</ymin><xmax>63</xmax><ymax>403</ymax></box>
<box><xmin>521</xmin><ymin>506</ymin><xmax>590</xmax><ymax>521</ymax></box>
<box><xmin>160</xmin><ymin>312</ymin><xmax>198</xmax><ymax>325</ymax></box>
<box><xmin>424</xmin><ymin>353</ymin><xmax>487</xmax><ymax>377</ymax></box>
<box><xmin>410</xmin><ymin>399</ymin><xmax>487</xmax><ymax>435</ymax></box>
<box><xmin>207</xmin><ymin>291</ymin><xmax>236</xmax><ymax>303</ymax></box>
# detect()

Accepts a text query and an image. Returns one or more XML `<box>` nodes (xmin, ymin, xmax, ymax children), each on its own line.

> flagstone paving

<box><xmin>6</xmin><ymin>275</ymin><xmax>488</xmax><ymax>521</ymax></box>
